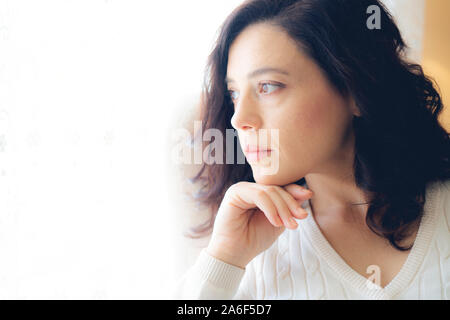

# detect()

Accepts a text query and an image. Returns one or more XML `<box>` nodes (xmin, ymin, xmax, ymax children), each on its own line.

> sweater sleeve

<box><xmin>171</xmin><ymin>248</ymin><xmax>254</xmax><ymax>300</ymax></box>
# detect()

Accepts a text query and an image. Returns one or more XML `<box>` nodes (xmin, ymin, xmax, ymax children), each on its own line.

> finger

<box><xmin>264</xmin><ymin>186</ymin><xmax>298</xmax><ymax>229</ymax></box>
<box><xmin>275</xmin><ymin>187</ymin><xmax>309</xmax><ymax>220</ymax></box>
<box><xmin>227</xmin><ymin>182</ymin><xmax>284</xmax><ymax>227</ymax></box>
<box><xmin>252</xmin><ymin>189</ymin><xmax>284</xmax><ymax>227</ymax></box>
<box><xmin>283</xmin><ymin>184</ymin><xmax>313</xmax><ymax>200</ymax></box>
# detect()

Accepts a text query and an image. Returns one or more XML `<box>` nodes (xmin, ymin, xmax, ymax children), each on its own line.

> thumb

<box><xmin>284</xmin><ymin>183</ymin><xmax>314</xmax><ymax>200</ymax></box>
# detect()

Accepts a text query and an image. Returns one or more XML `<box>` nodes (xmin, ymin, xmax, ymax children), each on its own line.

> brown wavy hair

<box><xmin>184</xmin><ymin>0</ymin><xmax>450</xmax><ymax>251</ymax></box>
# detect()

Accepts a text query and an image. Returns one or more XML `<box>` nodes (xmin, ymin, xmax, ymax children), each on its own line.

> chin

<box><xmin>252</xmin><ymin>171</ymin><xmax>289</xmax><ymax>186</ymax></box>
<box><xmin>252</xmin><ymin>168</ymin><xmax>306</xmax><ymax>187</ymax></box>
<box><xmin>253</xmin><ymin>175</ymin><xmax>278</xmax><ymax>186</ymax></box>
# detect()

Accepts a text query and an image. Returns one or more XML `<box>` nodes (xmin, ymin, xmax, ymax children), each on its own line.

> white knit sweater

<box><xmin>174</xmin><ymin>179</ymin><xmax>450</xmax><ymax>300</ymax></box>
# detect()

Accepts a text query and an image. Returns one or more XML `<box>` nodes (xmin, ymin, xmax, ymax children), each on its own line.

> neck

<box><xmin>304</xmin><ymin>136</ymin><xmax>374</xmax><ymax>223</ymax></box>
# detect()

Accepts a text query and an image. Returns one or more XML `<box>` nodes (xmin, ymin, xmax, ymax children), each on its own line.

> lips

<box><xmin>245</xmin><ymin>145</ymin><xmax>272</xmax><ymax>162</ymax></box>
<box><xmin>245</xmin><ymin>145</ymin><xmax>271</xmax><ymax>153</ymax></box>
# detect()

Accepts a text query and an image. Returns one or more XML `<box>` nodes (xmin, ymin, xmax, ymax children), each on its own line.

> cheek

<box><xmin>295</xmin><ymin>106</ymin><xmax>325</xmax><ymax>131</ymax></box>
<box><xmin>282</xmin><ymin>105</ymin><xmax>328</xmax><ymax>148</ymax></box>
<box><xmin>278</xmin><ymin>99</ymin><xmax>350</xmax><ymax>161</ymax></box>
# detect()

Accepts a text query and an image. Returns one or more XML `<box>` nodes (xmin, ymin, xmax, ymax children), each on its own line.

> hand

<box><xmin>206</xmin><ymin>181</ymin><xmax>313</xmax><ymax>268</ymax></box>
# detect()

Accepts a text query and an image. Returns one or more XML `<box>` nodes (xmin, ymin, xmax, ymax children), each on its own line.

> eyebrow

<box><xmin>225</xmin><ymin>67</ymin><xmax>290</xmax><ymax>84</ymax></box>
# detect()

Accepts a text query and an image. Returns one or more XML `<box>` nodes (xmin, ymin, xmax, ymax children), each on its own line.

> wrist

<box><xmin>206</xmin><ymin>243</ymin><xmax>249</xmax><ymax>269</ymax></box>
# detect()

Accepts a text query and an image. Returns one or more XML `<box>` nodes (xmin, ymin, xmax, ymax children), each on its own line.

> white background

<box><xmin>0</xmin><ymin>0</ymin><xmax>423</xmax><ymax>299</ymax></box>
<box><xmin>0</xmin><ymin>0</ymin><xmax>243</xmax><ymax>299</ymax></box>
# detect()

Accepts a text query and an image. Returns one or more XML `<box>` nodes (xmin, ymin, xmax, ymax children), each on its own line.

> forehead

<box><xmin>226</xmin><ymin>23</ymin><xmax>304</xmax><ymax>76</ymax></box>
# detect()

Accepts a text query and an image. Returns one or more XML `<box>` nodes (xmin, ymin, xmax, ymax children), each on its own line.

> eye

<box><xmin>227</xmin><ymin>82</ymin><xmax>283</xmax><ymax>103</ymax></box>
<box><xmin>228</xmin><ymin>89</ymin><xmax>239</xmax><ymax>102</ymax></box>
<box><xmin>258</xmin><ymin>82</ymin><xmax>281</xmax><ymax>95</ymax></box>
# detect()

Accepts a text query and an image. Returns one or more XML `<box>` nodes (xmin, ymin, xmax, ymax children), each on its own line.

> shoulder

<box><xmin>433</xmin><ymin>178</ymin><xmax>450</xmax><ymax>204</ymax></box>
<box><xmin>427</xmin><ymin>178</ymin><xmax>450</xmax><ymax>225</ymax></box>
<box><xmin>439</xmin><ymin>178</ymin><xmax>450</xmax><ymax>195</ymax></box>
<box><xmin>438</xmin><ymin>179</ymin><xmax>450</xmax><ymax>220</ymax></box>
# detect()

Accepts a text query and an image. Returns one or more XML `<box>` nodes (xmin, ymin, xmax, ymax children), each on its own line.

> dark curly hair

<box><xmin>184</xmin><ymin>0</ymin><xmax>450</xmax><ymax>251</ymax></box>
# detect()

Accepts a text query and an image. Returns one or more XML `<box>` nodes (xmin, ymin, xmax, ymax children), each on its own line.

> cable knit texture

<box><xmin>173</xmin><ymin>179</ymin><xmax>450</xmax><ymax>300</ymax></box>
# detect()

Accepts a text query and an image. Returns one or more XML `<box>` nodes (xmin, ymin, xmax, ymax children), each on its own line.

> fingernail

<box><xmin>277</xmin><ymin>216</ymin><xmax>284</xmax><ymax>226</ymax></box>
<box><xmin>290</xmin><ymin>217</ymin><xmax>298</xmax><ymax>228</ymax></box>
<box><xmin>296</xmin><ymin>207</ymin><xmax>308</xmax><ymax>218</ymax></box>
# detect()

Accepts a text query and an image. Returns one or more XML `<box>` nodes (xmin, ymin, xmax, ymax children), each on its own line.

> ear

<box><xmin>349</xmin><ymin>96</ymin><xmax>361</xmax><ymax>117</ymax></box>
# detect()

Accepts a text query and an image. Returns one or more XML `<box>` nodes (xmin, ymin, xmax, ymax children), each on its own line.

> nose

<box><xmin>230</xmin><ymin>92</ymin><xmax>262</xmax><ymax>131</ymax></box>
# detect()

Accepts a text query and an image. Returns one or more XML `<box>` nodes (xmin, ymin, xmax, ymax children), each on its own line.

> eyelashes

<box><xmin>227</xmin><ymin>82</ymin><xmax>284</xmax><ymax>103</ymax></box>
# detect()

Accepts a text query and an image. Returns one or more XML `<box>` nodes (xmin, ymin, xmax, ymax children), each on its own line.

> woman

<box><xmin>174</xmin><ymin>0</ymin><xmax>450</xmax><ymax>299</ymax></box>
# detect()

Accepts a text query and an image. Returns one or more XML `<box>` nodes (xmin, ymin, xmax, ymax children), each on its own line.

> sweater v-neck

<box><xmin>298</xmin><ymin>180</ymin><xmax>441</xmax><ymax>300</ymax></box>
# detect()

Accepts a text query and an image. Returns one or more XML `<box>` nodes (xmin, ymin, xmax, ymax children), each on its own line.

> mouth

<box><xmin>244</xmin><ymin>149</ymin><xmax>272</xmax><ymax>162</ymax></box>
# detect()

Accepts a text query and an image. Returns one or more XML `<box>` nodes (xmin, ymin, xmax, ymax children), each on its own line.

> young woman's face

<box><xmin>226</xmin><ymin>22</ymin><xmax>359</xmax><ymax>186</ymax></box>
